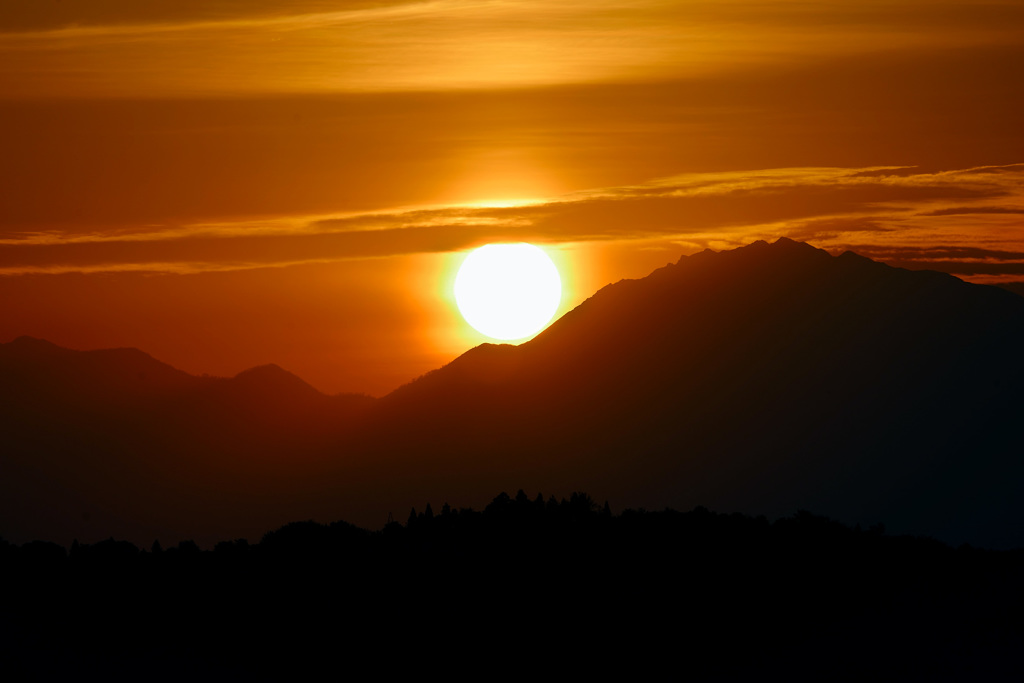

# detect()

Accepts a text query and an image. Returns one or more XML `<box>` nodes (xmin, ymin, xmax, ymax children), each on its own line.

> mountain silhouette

<box><xmin>2</xmin><ymin>238</ymin><xmax>1023</xmax><ymax>547</ymax></box>
<box><xmin>0</xmin><ymin>337</ymin><xmax>372</xmax><ymax>545</ymax></box>
<box><xmin>358</xmin><ymin>238</ymin><xmax>1024</xmax><ymax>546</ymax></box>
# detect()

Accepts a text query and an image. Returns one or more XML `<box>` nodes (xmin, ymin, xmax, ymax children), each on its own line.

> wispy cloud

<box><xmin>3</xmin><ymin>0</ymin><xmax>1022</xmax><ymax>97</ymax></box>
<box><xmin>0</xmin><ymin>1</ymin><xmax>421</xmax><ymax>33</ymax></box>
<box><xmin>4</xmin><ymin>163</ymin><xmax>1022</xmax><ymax>282</ymax></box>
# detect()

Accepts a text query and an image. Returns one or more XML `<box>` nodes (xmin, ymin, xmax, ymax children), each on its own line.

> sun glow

<box><xmin>454</xmin><ymin>243</ymin><xmax>562</xmax><ymax>341</ymax></box>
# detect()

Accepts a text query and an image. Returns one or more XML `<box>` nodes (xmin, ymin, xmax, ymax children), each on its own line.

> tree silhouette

<box><xmin>3</xmin><ymin>492</ymin><xmax>1024</xmax><ymax>680</ymax></box>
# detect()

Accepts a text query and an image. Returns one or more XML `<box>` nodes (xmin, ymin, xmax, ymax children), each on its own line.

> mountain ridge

<box><xmin>0</xmin><ymin>335</ymin><xmax>339</xmax><ymax>398</ymax></box>
<box><xmin>368</xmin><ymin>238</ymin><xmax>1024</xmax><ymax>547</ymax></box>
<box><xmin>2</xmin><ymin>238</ymin><xmax>1023</xmax><ymax>548</ymax></box>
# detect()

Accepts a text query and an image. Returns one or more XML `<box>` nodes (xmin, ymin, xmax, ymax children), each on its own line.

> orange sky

<box><xmin>2</xmin><ymin>0</ymin><xmax>1023</xmax><ymax>395</ymax></box>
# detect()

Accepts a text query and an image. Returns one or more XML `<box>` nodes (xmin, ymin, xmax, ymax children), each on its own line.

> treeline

<box><xmin>2</xmin><ymin>492</ymin><xmax>1023</xmax><ymax>681</ymax></box>
<box><xmin>0</xmin><ymin>489</ymin><xmax>963</xmax><ymax>565</ymax></box>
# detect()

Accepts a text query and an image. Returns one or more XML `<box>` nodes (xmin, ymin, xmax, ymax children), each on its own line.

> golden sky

<box><xmin>2</xmin><ymin>0</ymin><xmax>1022</xmax><ymax>394</ymax></box>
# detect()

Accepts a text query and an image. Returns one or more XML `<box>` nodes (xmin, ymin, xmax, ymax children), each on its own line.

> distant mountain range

<box><xmin>3</xmin><ymin>238</ymin><xmax>1023</xmax><ymax>548</ymax></box>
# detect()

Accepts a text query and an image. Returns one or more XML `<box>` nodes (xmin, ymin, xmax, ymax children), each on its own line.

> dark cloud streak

<box><xmin>918</xmin><ymin>206</ymin><xmax>1024</xmax><ymax>217</ymax></box>
<box><xmin>880</xmin><ymin>260</ymin><xmax>1024</xmax><ymax>276</ymax></box>
<box><xmin>0</xmin><ymin>1</ymin><xmax>419</xmax><ymax>32</ymax></box>
<box><xmin>851</xmin><ymin>246</ymin><xmax>1024</xmax><ymax>261</ymax></box>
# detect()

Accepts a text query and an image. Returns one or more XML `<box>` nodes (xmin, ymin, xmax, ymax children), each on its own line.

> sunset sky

<box><xmin>2</xmin><ymin>0</ymin><xmax>1022</xmax><ymax>395</ymax></box>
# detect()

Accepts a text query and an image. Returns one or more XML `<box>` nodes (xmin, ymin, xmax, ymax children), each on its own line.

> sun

<box><xmin>454</xmin><ymin>243</ymin><xmax>562</xmax><ymax>341</ymax></box>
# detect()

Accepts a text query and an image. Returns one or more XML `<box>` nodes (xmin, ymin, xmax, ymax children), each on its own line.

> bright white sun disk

<box><xmin>454</xmin><ymin>243</ymin><xmax>561</xmax><ymax>340</ymax></box>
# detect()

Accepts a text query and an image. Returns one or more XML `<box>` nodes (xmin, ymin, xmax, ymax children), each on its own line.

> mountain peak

<box><xmin>681</xmin><ymin>237</ymin><xmax>829</xmax><ymax>267</ymax></box>
<box><xmin>6</xmin><ymin>335</ymin><xmax>64</xmax><ymax>352</ymax></box>
<box><xmin>743</xmin><ymin>236</ymin><xmax>830</xmax><ymax>257</ymax></box>
<box><xmin>231</xmin><ymin>363</ymin><xmax>324</xmax><ymax>397</ymax></box>
<box><xmin>836</xmin><ymin>249</ymin><xmax>876</xmax><ymax>266</ymax></box>
<box><xmin>770</xmin><ymin>236</ymin><xmax>808</xmax><ymax>248</ymax></box>
<box><xmin>235</xmin><ymin>362</ymin><xmax>288</xmax><ymax>378</ymax></box>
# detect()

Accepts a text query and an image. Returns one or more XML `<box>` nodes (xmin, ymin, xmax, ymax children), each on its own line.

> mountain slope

<box><xmin>364</xmin><ymin>238</ymin><xmax>1024</xmax><ymax>546</ymax></box>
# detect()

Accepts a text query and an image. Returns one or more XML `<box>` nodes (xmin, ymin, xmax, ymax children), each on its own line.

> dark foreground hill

<box><xmin>3</xmin><ymin>493</ymin><xmax>1023</xmax><ymax>682</ymax></box>
<box><xmin>2</xmin><ymin>238</ymin><xmax>1023</xmax><ymax>547</ymax></box>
